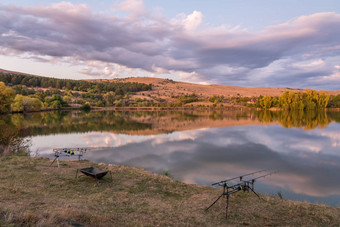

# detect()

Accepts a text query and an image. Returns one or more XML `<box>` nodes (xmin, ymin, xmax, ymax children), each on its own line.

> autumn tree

<box><xmin>278</xmin><ymin>89</ymin><xmax>330</xmax><ymax>110</ymax></box>
<box><xmin>22</xmin><ymin>96</ymin><xmax>42</xmax><ymax>112</ymax></box>
<box><xmin>103</xmin><ymin>91</ymin><xmax>116</xmax><ymax>106</ymax></box>
<box><xmin>259</xmin><ymin>96</ymin><xmax>273</xmax><ymax>109</ymax></box>
<box><xmin>317</xmin><ymin>91</ymin><xmax>330</xmax><ymax>108</ymax></box>
<box><xmin>11</xmin><ymin>95</ymin><xmax>24</xmax><ymax>112</ymax></box>
<box><xmin>0</xmin><ymin>82</ymin><xmax>15</xmax><ymax>113</ymax></box>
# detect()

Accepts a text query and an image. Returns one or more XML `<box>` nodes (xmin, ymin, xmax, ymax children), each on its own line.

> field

<box><xmin>1</xmin><ymin>153</ymin><xmax>339</xmax><ymax>226</ymax></box>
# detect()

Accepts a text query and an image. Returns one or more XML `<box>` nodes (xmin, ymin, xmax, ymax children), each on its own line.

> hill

<box><xmin>89</xmin><ymin>77</ymin><xmax>340</xmax><ymax>106</ymax></box>
<box><xmin>1</xmin><ymin>68</ymin><xmax>340</xmax><ymax>109</ymax></box>
<box><xmin>2</xmin><ymin>68</ymin><xmax>340</xmax><ymax>98</ymax></box>
<box><xmin>0</xmin><ymin>68</ymin><xmax>37</xmax><ymax>77</ymax></box>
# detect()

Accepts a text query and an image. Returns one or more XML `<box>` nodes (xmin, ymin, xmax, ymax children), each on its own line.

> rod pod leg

<box><xmin>49</xmin><ymin>157</ymin><xmax>57</xmax><ymax>167</ymax></box>
<box><xmin>205</xmin><ymin>193</ymin><xmax>224</xmax><ymax>211</ymax></box>
<box><xmin>226</xmin><ymin>194</ymin><xmax>230</xmax><ymax>219</ymax></box>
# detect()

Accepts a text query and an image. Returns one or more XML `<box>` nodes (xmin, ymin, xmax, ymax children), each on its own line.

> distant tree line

<box><xmin>0</xmin><ymin>81</ymin><xmax>68</xmax><ymax>113</ymax></box>
<box><xmin>0</xmin><ymin>72</ymin><xmax>152</xmax><ymax>94</ymax></box>
<box><xmin>255</xmin><ymin>89</ymin><xmax>332</xmax><ymax>110</ymax></box>
<box><xmin>0</xmin><ymin>72</ymin><xmax>154</xmax><ymax>113</ymax></box>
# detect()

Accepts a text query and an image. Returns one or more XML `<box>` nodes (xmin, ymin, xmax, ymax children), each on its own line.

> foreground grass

<box><xmin>1</xmin><ymin>154</ymin><xmax>339</xmax><ymax>226</ymax></box>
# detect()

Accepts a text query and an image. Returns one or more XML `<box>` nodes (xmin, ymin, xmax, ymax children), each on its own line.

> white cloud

<box><xmin>182</xmin><ymin>11</ymin><xmax>203</xmax><ymax>31</ymax></box>
<box><xmin>293</xmin><ymin>59</ymin><xmax>324</xmax><ymax>68</ymax></box>
<box><xmin>151</xmin><ymin>64</ymin><xmax>168</xmax><ymax>74</ymax></box>
<box><xmin>321</xmin><ymin>71</ymin><xmax>340</xmax><ymax>81</ymax></box>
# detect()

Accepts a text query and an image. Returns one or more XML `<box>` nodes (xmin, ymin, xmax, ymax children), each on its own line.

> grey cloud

<box><xmin>0</xmin><ymin>3</ymin><xmax>339</xmax><ymax>88</ymax></box>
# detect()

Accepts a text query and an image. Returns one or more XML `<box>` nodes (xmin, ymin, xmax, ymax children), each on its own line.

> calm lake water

<box><xmin>1</xmin><ymin>109</ymin><xmax>340</xmax><ymax>207</ymax></box>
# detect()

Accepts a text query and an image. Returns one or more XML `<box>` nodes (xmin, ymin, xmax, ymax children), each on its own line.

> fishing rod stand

<box><xmin>50</xmin><ymin>148</ymin><xmax>87</xmax><ymax>168</ymax></box>
<box><xmin>205</xmin><ymin>180</ymin><xmax>260</xmax><ymax>219</ymax></box>
<box><xmin>206</xmin><ymin>170</ymin><xmax>277</xmax><ymax>219</ymax></box>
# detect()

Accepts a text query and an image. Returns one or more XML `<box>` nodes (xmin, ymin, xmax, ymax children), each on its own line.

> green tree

<box><xmin>22</xmin><ymin>96</ymin><xmax>42</xmax><ymax>112</ymax></box>
<box><xmin>327</xmin><ymin>95</ymin><xmax>340</xmax><ymax>108</ymax></box>
<box><xmin>209</xmin><ymin>95</ymin><xmax>224</xmax><ymax>103</ymax></box>
<box><xmin>80</xmin><ymin>103</ymin><xmax>91</xmax><ymax>111</ymax></box>
<box><xmin>45</xmin><ymin>94</ymin><xmax>67</xmax><ymax>109</ymax></box>
<box><xmin>103</xmin><ymin>91</ymin><xmax>116</xmax><ymax>106</ymax></box>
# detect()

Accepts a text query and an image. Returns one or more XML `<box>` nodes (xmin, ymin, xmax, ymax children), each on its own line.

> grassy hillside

<box><xmin>114</xmin><ymin>77</ymin><xmax>340</xmax><ymax>98</ymax></box>
<box><xmin>1</xmin><ymin>154</ymin><xmax>339</xmax><ymax>226</ymax></box>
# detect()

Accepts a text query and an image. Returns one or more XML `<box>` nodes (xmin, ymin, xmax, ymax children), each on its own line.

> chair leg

<box><xmin>95</xmin><ymin>175</ymin><xmax>99</xmax><ymax>186</ymax></box>
<box><xmin>109</xmin><ymin>171</ymin><xmax>113</xmax><ymax>183</ymax></box>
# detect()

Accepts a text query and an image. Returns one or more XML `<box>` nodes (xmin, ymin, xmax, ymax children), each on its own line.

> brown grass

<box><xmin>115</xmin><ymin>77</ymin><xmax>340</xmax><ymax>98</ymax></box>
<box><xmin>88</xmin><ymin>77</ymin><xmax>340</xmax><ymax>109</ymax></box>
<box><xmin>1</xmin><ymin>153</ymin><xmax>339</xmax><ymax>226</ymax></box>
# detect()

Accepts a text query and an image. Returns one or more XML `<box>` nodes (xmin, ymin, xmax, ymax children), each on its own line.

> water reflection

<box><xmin>0</xmin><ymin>114</ymin><xmax>30</xmax><ymax>155</ymax></box>
<box><xmin>1</xmin><ymin>110</ymin><xmax>340</xmax><ymax>206</ymax></box>
<box><xmin>2</xmin><ymin>109</ymin><xmax>338</xmax><ymax>138</ymax></box>
<box><xmin>79</xmin><ymin>125</ymin><xmax>340</xmax><ymax>201</ymax></box>
<box><xmin>257</xmin><ymin>110</ymin><xmax>331</xmax><ymax>130</ymax></box>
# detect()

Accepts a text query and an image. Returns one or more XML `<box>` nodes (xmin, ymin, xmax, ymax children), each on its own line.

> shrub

<box><xmin>80</xmin><ymin>103</ymin><xmax>91</xmax><ymax>111</ymax></box>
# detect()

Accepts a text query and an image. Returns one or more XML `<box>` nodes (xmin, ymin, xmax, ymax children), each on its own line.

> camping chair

<box><xmin>76</xmin><ymin>167</ymin><xmax>112</xmax><ymax>185</ymax></box>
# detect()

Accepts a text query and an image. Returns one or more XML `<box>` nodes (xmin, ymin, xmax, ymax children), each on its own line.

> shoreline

<box><xmin>1</xmin><ymin>154</ymin><xmax>339</xmax><ymax>226</ymax></box>
<box><xmin>5</xmin><ymin>105</ymin><xmax>340</xmax><ymax>115</ymax></box>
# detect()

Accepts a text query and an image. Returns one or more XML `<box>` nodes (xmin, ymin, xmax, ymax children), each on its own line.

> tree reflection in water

<box><xmin>0</xmin><ymin>110</ymin><xmax>338</xmax><ymax>140</ymax></box>
<box><xmin>0</xmin><ymin>114</ymin><xmax>30</xmax><ymax>155</ymax></box>
<box><xmin>256</xmin><ymin>110</ymin><xmax>331</xmax><ymax>130</ymax></box>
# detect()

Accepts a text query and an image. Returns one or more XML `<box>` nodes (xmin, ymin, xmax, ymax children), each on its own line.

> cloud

<box><xmin>80</xmin><ymin>125</ymin><xmax>340</xmax><ymax>200</ymax></box>
<box><xmin>179</xmin><ymin>10</ymin><xmax>203</xmax><ymax>31</ymax></box>
<box><xmin>0</xmin><ymin>2</ymin><xmax>339</xmax><ymax>88</ymax></box>
<box><xmin>113</xmin><ymin>0</ymin><xmax>148</xmax><ymax>19</ymax></box>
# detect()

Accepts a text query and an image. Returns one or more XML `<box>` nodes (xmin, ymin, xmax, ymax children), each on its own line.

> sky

<box><xmin>0</xmin><ymin>0</ymin><xmax>340</xmax><ymax>89</ymax></box>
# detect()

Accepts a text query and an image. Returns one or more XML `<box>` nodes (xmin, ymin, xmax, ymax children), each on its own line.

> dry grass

<box><xmin>91</xmin><ymin>77</ymin><xmax>340</xmax><ymax>109</ymax></box>
<box><xmin>119</xmin><ymin>77</ymin><xmax>340</xmax><ymax>98</ymax></box>
<box><xmin>1</xmin><ymin>154</ymin><xmax>340</xmax><ymax>226</ymax></box>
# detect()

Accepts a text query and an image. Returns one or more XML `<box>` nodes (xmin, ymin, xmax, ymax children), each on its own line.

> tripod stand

<box><xmin>206</xmin><ymin>170</ymin><xmax>277</xmax><ymax>219</ymax></box>
<box><xmin>205</xmin><ymin>180</ymin><xmax>260</xmax><ymax>219</ymax></box>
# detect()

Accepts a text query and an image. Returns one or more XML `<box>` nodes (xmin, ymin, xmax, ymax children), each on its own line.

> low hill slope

<box><xmin>92</xmin><ymin>77</ymin><xmax>340</xmax><ymax>102</ymax></box>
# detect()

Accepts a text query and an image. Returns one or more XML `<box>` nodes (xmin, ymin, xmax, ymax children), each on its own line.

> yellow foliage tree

<box><xmin>11</xmin><ymin>95</ymin><xmax>24</xmax><ymax>112</ymax></box>
<box><xmin>259</xmin><ymin>96</ymin><xmax>273</xmax><ymax>109</ymax></box>
<box><xmin>0</xmin><ymin>82</ymin><xmax>15</xmax><ymax>113</ymax></box>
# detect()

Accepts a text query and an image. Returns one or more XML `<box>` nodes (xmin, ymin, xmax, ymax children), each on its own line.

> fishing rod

<box><xmin>252</xmin><ymin>170</ymin><xmax>278</xmax><ymax>180</ymax></box>
<box><xmin>212</xmin><ymin>169</ymin><xmax>271</xmax><ymax>186</ymax></box>
<box><xmin>206</xmin><ymin>170</ymin><xmax>278</xmax><ymax>219</ymax></box>
<box><xmin>239</xmin><ymin>170</ymin><xmax>279</xmax><ymax>191</ymax></box>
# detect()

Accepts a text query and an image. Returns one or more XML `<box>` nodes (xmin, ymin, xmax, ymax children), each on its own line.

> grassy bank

<box><xmin>1</xmin><ymin>154</ymin><xmax>339</xmax><ymax>226</ymax></box>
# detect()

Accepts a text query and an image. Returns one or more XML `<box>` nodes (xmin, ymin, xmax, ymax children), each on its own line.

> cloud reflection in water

<box><xmin>31</xmin><ymin>123</ymin><xmax>340</xmax><ymax>206</ymax></box>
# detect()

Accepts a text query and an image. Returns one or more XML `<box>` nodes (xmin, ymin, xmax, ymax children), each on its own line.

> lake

<box><xmin>1</xmin><ymin>109</ymin><xmax>340</xmax><ymax>207</ymax></box>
